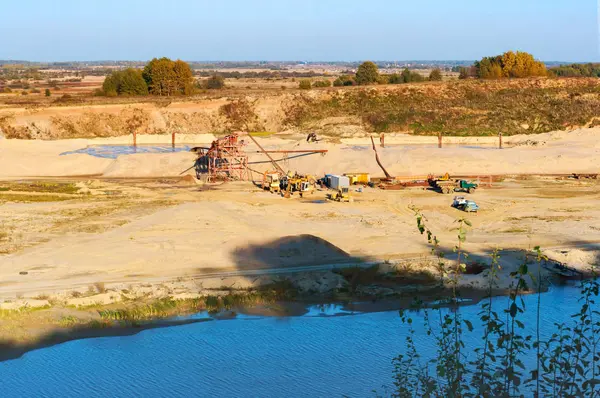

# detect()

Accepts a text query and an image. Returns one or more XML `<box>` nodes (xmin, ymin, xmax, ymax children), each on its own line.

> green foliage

<box><xmin>44</xmin><ymin>88</ymin><xmax>51</xmax><ymax>97</ymax></box>
<box><xmin>203</xmin><ymin>74</ymin><xmax>225</xmax><ymax>89</ymax></box>
<box><xmin>550</xmin><ymin>63</ymin><xmax>600</xmax><ymax>77</ymax></box>
<box><xmin>429</xmin><ymin>68</ymin><xmax>443</xmax><ymax>81</ymax></box>
<box><xmin>102</xmin><ymin>68</ymin><xmax>148</xmax><ymax>96</ymax></box>
<box><xmin>355</xmin><ymin>61</ymin><xmax>379</xmax><ymax>85</ymax></box>
<box><xmin>142</xmin><ymin>57</ymin><xmax>194</xmax><ymax>96</ymax></box>
<box><xmin>391</xmin><ymin>209</ymin><xmax>600</xmax><ymax>397</ymax></box>
<box><xmin>312</xmin><ymin>80</ymin><xmax>331</xmax><ymax>88</ymax></box>
<box><xmin>298</xmin><ymin>79</ymin><xmax>312</xmax><ymax>89</ymax></box>
<box><xmin>475</xmin><ymin>51</ymin><xmax>547</xmax><ymax>79</ymax></box>
<box><xmin>333</xmin><ymin>75</ymin><xmax>355</xmax><ymax>87</ymax></box>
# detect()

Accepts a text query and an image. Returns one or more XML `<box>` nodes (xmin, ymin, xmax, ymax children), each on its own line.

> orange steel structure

<box><xmin>204</xmin><ymin>133</ymin><xmax>249</xmax><ymax>182</ymax></box>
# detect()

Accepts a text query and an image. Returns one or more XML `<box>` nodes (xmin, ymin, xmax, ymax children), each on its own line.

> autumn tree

<box><xmin>173</xmin><ymin>60</ymin><xmax>194</xmax><ymax>95</ymax></box>
<box><xmin>355</xmin><ymin>61</ymin><xmax>379</xmax><ymax>85</ymax></box>
<box><xmin>475</xmin><ymin>51</ymin><xmax>546</xmax><ymax>79</ymax></box>
<box><xmin>142</xmin><ymin>58</ymin><xmax>194</xmax><ymax>96</ymax></box>
<box><xmin>429</xmin><ymin>68</ymin><xmax>443</xmax><ymax>81</ymax></box>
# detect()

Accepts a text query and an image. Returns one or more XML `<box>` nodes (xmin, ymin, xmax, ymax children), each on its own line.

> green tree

<box><xmin>429</xmin><ymin>68</ymin><xmax>443</xmax><ymax>81</ymax></box>
<box><xmin>102</xmin><ymin>69</ymin><xmax>148</xmax><ymax>96</ymax></box>
<box><xmin>401</xmin><ymin>68</ymin><xmax>412</xmax><ymax>83</ymax></box>
<box><xmin>355</xmin><ymin>61</ymin><xmax>379</xmax><ymax>85</ymax></box>
<box><xmin>45</xmin><ymin>88</ymin><xmax>51</xmax><ymax>97</ymax></box>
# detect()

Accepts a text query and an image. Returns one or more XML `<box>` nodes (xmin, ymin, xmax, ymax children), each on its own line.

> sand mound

<box><xmin>230</xmin><ymin>234</ymin><xmax>354</xmax><ymax>269</ymax></box>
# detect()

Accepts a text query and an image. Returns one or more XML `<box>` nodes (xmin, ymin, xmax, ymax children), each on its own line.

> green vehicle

<box><xmin>433</xmin><ymin>179</ymin><xmax>478</xmax><ymax>194</ymax></box>
<box><xmin>457</xmin><ymin>180</ymin><xmax>478</xmax><ymax>193</ymax></box>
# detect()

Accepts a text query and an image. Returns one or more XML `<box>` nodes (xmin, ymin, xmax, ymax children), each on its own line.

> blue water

<box><xmin>60</xmin><ymin>144</ymin><xmax>194</xmax><ymax>159</ymax></box>
<box><xmin>0</xmin><ymin>284</ymin><xmax>590</xmax><ymax>397</ymax></box>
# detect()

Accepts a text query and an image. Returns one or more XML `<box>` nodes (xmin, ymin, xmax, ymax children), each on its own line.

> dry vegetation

<box><xmin>2</xmin><ymin>73</ymin><xmax>600</xmax><ymax>139</ymax></box>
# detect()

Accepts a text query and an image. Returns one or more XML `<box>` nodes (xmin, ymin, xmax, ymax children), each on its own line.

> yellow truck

<box><xmin>262</xmin><ymin>171</ymin><xmax>281</xmax><ymax>193</ymax></box>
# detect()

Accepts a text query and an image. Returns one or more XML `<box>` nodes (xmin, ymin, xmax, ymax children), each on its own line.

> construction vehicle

<box><xmin>429</xmin><ymin>174</ymin><xmax>478</xmax><ymax>194</ymax></box>
<box><xmin>262</xmin><ymin>171</ymin><xmax>281</xmax><ymax>193</ymax></box>
<box><xmin>344</xmin><ymin>173</ymin><xmax>370</xmax><ymax>185</ymax></box>
<box><xmin>327</xmin><ymin>187</ymin><xmax>353</xmax><ymax>202</ymax></box>
<box><xmin>452</xmin><ymin>196</ymin><xmax>479</xmax><ymax>212</ymax></box>
<box><xmin>281</xmin><ymin>172</ymin><xmax>316</xmax><ymax>198</ymax></box>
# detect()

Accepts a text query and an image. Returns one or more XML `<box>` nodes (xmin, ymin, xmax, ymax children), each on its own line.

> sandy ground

<box><xmin>1</xmin><ymin>128</ymin><xmax>599</xmax><ymax>179</ymax></box>
<box><xmin>0</xmin><ymin>129</ymin><xmax>599</xmax><ymax>308</ymax></box>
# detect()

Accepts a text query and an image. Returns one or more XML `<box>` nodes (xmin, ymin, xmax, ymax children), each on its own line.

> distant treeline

<box><xmin>549</xmin><ymin>63</ymin><xmax>600</xmax><ymax>77</ymax></box>
<box><xmin>195</xmin><ymin>70</ymin><xmax>327</xmax><ymax>79</ymax></box>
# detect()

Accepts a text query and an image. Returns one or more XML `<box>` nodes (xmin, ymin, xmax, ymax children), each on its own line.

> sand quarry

<box><xmin>1</xmin><ymin>128</ymin><xmax>600</xmax><ymax>307</ymax></box>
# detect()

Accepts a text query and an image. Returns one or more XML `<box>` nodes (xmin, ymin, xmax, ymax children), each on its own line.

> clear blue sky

<box><xmin>1</xmin><ymin>0</ymin><xmax>597</xmax><ymax>62</ymax></box>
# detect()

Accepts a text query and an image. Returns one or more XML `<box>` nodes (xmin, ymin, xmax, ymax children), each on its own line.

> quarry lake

<box><xmin>0</xmin><ymin>283</ymin><xmax>590</xmax><ymax>397</ymax></box>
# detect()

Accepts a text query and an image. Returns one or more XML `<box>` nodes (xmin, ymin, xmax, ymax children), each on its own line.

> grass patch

<box><xmin>0</xmin><ymin>194</ymin><xmax>77</xmax><ymax>203</ymax></box>
<box><xmin>0</xmin><ymin>182</ymin><xmax>79</xmax><ymax>194</ymax></box>
<box><xmin>248</xmin><ymin>131</ymin><xmax>277</xmax><ymax>137</ymax></box>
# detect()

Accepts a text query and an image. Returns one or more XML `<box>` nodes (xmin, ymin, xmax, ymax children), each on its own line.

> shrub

<box><xmin>333</xmin><ymin>75</ymin><xmax>355</xmax><ymax>86</ymax></box>
<box><xmin>45</xmin><ymin>88</ymin><xmax>51</xmax><ymax>97</ymax></box>
<box><xmin>21</xmin><ymin>90</ymin><xmax>28</xmax><ymax>96</ymax></box>
<box><xmin>299</xmin><ymin>80</ymin><xmax>312</xmax><ymax>89</ymax></box>
<box><xmin>355</xmin><ymin>61</ymin><xmax>379</xmax><ymax>85</ymax></box>
<box><xmin>312</xmin><ymin>80</ymin><xmax>331</xmax><ymax>88</ymax></box>
<box><xmin>429</xmin><ymin>68</ymin><xmax>443</xmax><ymax>81</ymax></box>
<box><xmin>204</xmin><ymin>74</ymin><xmax>225</xmax><ymax>89</ymax></box>
<box><xmin>219</xmin><ymin>98</ymin><xmax>262</xmax><ymax>131</ymax></box>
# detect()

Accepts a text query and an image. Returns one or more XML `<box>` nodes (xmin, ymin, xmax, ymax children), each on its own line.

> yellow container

<box><xmin>344</xmin><ymin>173</ymin><xmax>370</xmax><ymax>185</ymax></box>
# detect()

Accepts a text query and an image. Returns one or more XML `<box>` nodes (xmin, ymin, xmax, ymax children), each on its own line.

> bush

<box><xmin>312</xmin><ymin>80</ymin><xmax>331</xmax><ymax>88</ymax></box>
<box><xmin>219</xmin><ymin>98</ymin><xmax>262</xmax><ymax>131</ymax></box>
<box><xmin>45</xmin><ymin>88</ymin><xmax>51</xmax><ymax>97</ymax></box>
<box><xmin>355</xmin><ymin>61</ymin><xmax>379</xmax><ymax>85</ymax></box>
<box><xmin>204</xmin><ymin>74</ymin><xmax>225</xmax><ymax>89</ymax></box>
<box><xmin>21</xmin><ymin>90</ymin><xmax>28</xmax><ymax>96</ymax></box>
<box><xmin>299</xmin><ymin>80</ymin><xmax>312</xmax><ymax>89</ymax></box>
<box><xmin>333</xmin><ymin>75</ymin><xmax>355</xmax><ymax>86</ymax></box>
<box><xmin>3</xmin><ymin>87</ymin><xmax>12</xmax><ymax>93</ymax></box>
<box><xmin>377</xmin><ymin>75</ymin><xmax>390</xmax><ymax>84</ymax></box>
<box><xmin>429</xmin><ymin>68</ymin><xmax>443</xmax><ymax>81</ymax></box>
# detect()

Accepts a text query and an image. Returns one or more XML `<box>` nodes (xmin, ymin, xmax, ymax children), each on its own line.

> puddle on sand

<box><xmin>60</xmin><ymin>144</ymin><xmax>194</xmax><ymax>159</ymax></box>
